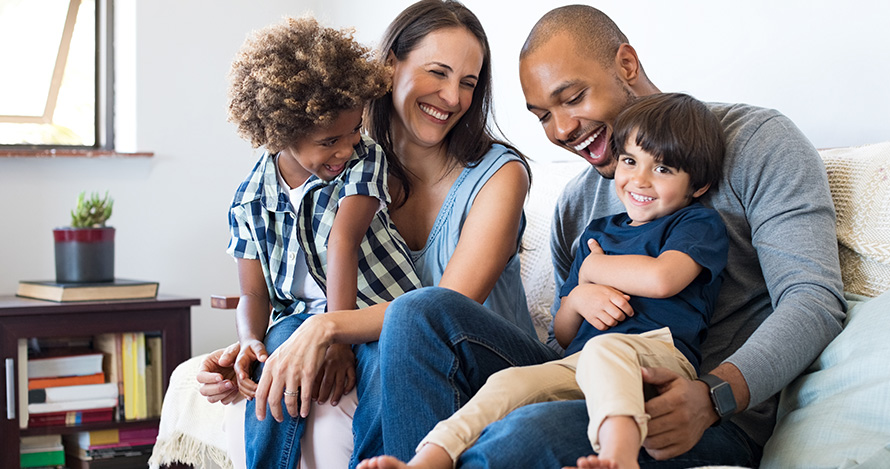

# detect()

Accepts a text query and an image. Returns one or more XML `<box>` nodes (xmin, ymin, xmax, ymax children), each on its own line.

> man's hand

<box><xmin>196</xmin><ymin>342</ymin><xmax>245</xmax><ymax>405</ymax></box>
<box><xmin>640</xmin><ymin>367</ymin><xmax>716</xmax><ymax>459</ymax></box>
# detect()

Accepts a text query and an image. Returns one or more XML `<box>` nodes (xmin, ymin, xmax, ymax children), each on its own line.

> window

<box><xmin>0</xmin><ymin>0</ymin><xmax>114</xmax><ymax>152</ymax></box>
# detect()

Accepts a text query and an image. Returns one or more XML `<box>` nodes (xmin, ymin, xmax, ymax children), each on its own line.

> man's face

<box><xmin>520</xmin><ymin>33</ymin><xmax>637</xmax><ymax>179</ymax></box>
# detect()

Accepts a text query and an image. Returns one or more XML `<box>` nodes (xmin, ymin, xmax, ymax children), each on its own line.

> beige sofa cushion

<box><xmin>521</xmin><ymin>161</ymin><xmax>588</xmax><ymax>340</ymax></box>
<box><xmin>820</xmin><ymin>142</ymin><xmax>890</xmax><ymax>297</ymax></box>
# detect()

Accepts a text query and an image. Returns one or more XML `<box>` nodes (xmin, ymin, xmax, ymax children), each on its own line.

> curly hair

<box><xmin>227</xmin><ymin>16</ymin><xmax>390</xmax><ymax>153</ymax></box>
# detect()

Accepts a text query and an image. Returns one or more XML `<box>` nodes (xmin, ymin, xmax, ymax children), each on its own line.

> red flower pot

<box><xmin>53</xmin><ymin>227</ymin><xmax>115</xmax><ymax>283</ymax></box>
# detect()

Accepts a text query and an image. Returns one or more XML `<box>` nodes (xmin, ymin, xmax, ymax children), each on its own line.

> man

<box><xmin>450</xmin><ymin>5</ymin><xmax>845</xmax><ymax>467</ymax></box>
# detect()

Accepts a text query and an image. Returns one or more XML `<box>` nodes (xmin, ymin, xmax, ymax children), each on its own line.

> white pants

<box><xmin>224</xmin><ymin>389</ymin><xmax>357</xmax><ymax>469</ymax></box>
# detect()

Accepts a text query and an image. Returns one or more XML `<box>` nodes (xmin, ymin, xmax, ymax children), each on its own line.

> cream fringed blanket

<box><xmin>149</xmin><ymin>353</ymin><xmax>233</xmax><ymax>469</ymax></box>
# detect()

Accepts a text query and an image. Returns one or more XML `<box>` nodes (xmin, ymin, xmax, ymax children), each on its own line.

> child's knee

<box><xmin>579</xmin><ymin>334</ymin><xmax>635</xmax><ymax>360</ymax></box>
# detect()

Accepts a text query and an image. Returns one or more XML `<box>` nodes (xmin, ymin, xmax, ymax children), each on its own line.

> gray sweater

<box><xmin>548</xmin><ymin>102</ymin><xmax>846</xmax><ymax>447</ymax></box>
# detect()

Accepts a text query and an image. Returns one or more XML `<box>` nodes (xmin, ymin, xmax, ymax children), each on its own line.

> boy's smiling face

<box><xmin>615</xmin><ymin>133</ymin><xmax>710</xmax><ymax>226</ymax></box>
<box><xmin>279</xmin><ymin>107</ymin><xmax>364</xmax><ymax>185</ymax></box>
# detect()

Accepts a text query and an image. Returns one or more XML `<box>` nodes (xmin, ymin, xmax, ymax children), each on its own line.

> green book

<box><xmin>20</xmin><ymin>449</ymin><xmax>65</xmax><ymax>468</ymax></box>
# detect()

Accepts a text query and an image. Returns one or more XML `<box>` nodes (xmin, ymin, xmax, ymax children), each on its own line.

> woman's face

<box><xmin>389</xmin><ymin>27</ymin><xmax>484</xmax><ymax>154</ymax></box>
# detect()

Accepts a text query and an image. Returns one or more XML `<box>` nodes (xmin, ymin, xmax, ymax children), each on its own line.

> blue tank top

<box><xmin>410</xmin><ymin>144</ymin><xmax>536</xmax><ymax>337</ymax></box>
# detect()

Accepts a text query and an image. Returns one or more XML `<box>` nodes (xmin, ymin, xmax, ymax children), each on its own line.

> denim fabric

<box><xmin>350</xmin><ymin>341</ymin><xmax>383</xmax><ymax>467</ymax></box>
<box><xmin>244</xmin><ymin>313</ymin><xmax>311</xmax><ymax>469</ymax></box>
<box><xmin>375</xmin><ymin>287</ymin><xmax>560</xmax><ymax>461</ymax></box>
<box><xmin>459</xmin><ymin>400</ymin><xmax>761</xmax><ymax>468</ymax></box>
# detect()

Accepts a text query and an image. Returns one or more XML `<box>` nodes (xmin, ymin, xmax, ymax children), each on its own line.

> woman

<box><xmin>198</xmin><ymin>1</ymin><xmax>554</xmax><ymax>467</ymax></box>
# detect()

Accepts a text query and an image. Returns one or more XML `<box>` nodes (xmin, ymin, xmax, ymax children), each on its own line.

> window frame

<box><xmin>0</xmin><ymin>0</ymin><xmax>150</xmax><ymax>158</ymax></box>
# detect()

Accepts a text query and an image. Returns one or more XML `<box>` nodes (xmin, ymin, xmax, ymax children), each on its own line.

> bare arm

<box><xmin>437</xmin><ymin>160</ymin><xmax>529</xmax><ymax>301</ymax></box>
<box><xmin>325</xmin><ymin>194</ymin><xmax>379</xmax><ymax>312</ymax></box>
<box><xmin>579</xmin><ymin>239</ymin><xmax>704</xmax><ymax>299</ymax></box>
<box><xmin>315</xmin><ymin>194</ymin><xmax>379</xmax><ymax>404</ymax></box>
<box><xmin>320</xmin><ymin>159</ymin><xmax>530</xmax><ymax>343</ymax></box>
<box><xmin>233</xmin><ymin>258</ymin><xmax>272</xmax><ymax>397</ymax></box>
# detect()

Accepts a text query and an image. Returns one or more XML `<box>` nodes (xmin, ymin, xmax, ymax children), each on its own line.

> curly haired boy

<box><xmin>224</xmin><ymin>17</ymin><xmax>421</xmax><ymax>467</ymax></box>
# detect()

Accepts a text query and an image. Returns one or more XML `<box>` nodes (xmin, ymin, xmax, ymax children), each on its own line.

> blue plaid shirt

<box><xmin>227</xmin><ymin>135</ymin><xmax>421</xmax><ymax>323</ymax></box>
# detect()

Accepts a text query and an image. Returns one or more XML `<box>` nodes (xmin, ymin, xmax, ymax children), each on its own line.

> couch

<box><xmin>149</xmin><ymin>142</ymin><xmax>890</xmax><ymax>469</ymax></box>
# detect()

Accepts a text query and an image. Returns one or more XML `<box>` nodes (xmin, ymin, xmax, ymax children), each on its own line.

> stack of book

<box><xmin>94</xmin><ymin>332</ymin><xmax>164</xmax><ymax>420</ymax></box>
<box><xmin>64</xmin><ymin>426</ymin><xmax>158</xmax><ymax>469</ymax></box>
<box><xmin>20</xmin><ymin>435</ymin><xmax>65</xmax><ymax>468</ymax></box>
<box><xmin>27</xmin><ymin>351</ymin><xmax>117</xmax><ymax>427</ymax></box>
<box><xmin>16</xmin><ymin>279</ymin><xmax>159</xmax><ymax>302</ymax></box>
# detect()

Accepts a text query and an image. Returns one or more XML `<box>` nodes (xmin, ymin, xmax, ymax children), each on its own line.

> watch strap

<box><xmin>697</xmin><ymin>373</ymin><xmax>736</xmax><ymax>427</ymax></box>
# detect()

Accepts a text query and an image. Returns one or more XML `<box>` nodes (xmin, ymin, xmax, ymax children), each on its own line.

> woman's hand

<box><xmin>196</xmin><ymin>343</ymin><xmax>244</xmax><ymax>405</ymax></box>
<box><xmin>254</xmin><ymin>314</ymin><xmax>334</xmax><ymax>421</ymax></box>
<box><xmin>312</xmin><ymin>343</ymin><xmax>356</xmax><ymax>406</ymax></box>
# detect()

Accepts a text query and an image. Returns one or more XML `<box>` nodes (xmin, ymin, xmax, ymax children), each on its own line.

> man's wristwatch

<box><xmin>697</xmin><ymin>373</ymin><xmax>737</xmax><ymax>427</ymax></box>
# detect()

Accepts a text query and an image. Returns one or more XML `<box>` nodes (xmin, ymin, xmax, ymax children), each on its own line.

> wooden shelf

<box><xmin>0</xmin><ymin>295</ymin><xmax>197</xmax><ymax>469</ymax></box>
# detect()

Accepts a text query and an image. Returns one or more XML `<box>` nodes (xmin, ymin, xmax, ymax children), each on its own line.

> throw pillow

<box><xmin>820</xmin><ymin>142</ymin><xmax>890</xmax><ymax>297</ymax></box>
<box><xmin>760</xmin><ymin>291</ymin><xmax>890</xmax><ymax>468</ymax></box>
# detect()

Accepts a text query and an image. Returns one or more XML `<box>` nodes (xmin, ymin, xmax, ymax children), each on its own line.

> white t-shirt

<box><xmin>275</xmin><ymin>155</ymin><xmax>327</xmax><ymax>315</ymax></box>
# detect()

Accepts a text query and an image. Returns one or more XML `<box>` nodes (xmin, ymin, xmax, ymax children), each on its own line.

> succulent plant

<box><xmin>70</xmin><ymin>191</ymin><xmax>114</xmax><ymax>228</ymax></box>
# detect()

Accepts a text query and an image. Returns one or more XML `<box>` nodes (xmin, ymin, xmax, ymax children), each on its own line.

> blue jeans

<box><xmin>374</xmin><ymin>287</ymin><xmax>561</xmax><ymax>461</ymax></box>
<box><xmin>458</xmin><ymin>398</ymin><xmax>762</xmax><ymax>468</ymax></box>
<box><xmin>351</xmin><ymin>341</ymin><xmax>383</xmax><ymax>467</ymax></box>
<box><xmin>244</xmin><ymin>313</ymin><xmax>310</xmax><ymax>469</ymax></box>
<box><xmin>245</xmin><ymin>313</ymin><xmax>383</xmax><ymax>469</ymax></box>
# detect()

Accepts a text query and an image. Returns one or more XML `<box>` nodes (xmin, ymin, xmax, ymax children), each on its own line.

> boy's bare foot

<box><xmin>563</xmin><ymin>454</ymin><xmax>617</xmax><ymax>469</ymax></box>
<box><xmin>357</xmin><ymin>455</ymin><xmax>409</xmax><ymax>469</ymax></box>
<box><xmin>357</xmin><ymin>443</ymin><xmax>453</xmax><ymax>469</ymax></box>
<box><xmin>566</xmin><ymin>415</ymin><xmax>640</xmax><ymax>469</ymax></box>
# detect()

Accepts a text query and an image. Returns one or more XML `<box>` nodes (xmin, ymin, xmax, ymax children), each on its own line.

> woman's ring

<box><xmin>283</xmin><ymin>389</ymin><xmax>299</xmax><ymax>397</ymax></box>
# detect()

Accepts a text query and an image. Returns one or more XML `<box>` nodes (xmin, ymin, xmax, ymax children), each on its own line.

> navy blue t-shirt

<box><xmin>559</xmin><ymin>203</ymin><xmax>728</xmax><ymax>370</ymax></box>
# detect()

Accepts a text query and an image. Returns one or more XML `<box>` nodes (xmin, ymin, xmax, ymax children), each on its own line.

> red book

<box><xmin>117</xmin><ymin>425</ymin><xmax>158</xmax><ymax>443</ymax></box>
<box><xmin>29</xmin><ymin>372</ymin><xmax>105</xmax><ymax>390</ymax></box>
<box><xmin>27</xmin><ymin>407</ymin><xmax>114</xmax><ymax>427</ymax></box>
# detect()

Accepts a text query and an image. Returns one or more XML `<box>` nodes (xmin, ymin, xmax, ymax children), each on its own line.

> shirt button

<box><xmin>288</xmin><ymin>252</ymin><xmax>296</xmax><ymax>261</ymax></box>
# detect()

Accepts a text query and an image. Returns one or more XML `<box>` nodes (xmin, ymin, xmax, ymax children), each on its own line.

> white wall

<box><xmin>1</xmin><ymin>1</ymin><xmax>888</xmax><ymax>355</ymax></box>
<box><xmin>329</xmin><ymin>0</ymin><xmax>890</xmax><ymax>162</ymax></box>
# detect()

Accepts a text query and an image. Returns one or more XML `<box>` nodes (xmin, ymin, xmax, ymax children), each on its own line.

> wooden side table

<box><xmin>0</xmin><ymin>294</ymin><xmax>197</xmax><ymax>469</ymax></box>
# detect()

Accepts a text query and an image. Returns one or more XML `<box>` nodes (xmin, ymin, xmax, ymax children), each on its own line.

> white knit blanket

<box><xmin>149</xmin><ymin>354</ymin><xmax>233</xmax><ymax>469</ymax></box>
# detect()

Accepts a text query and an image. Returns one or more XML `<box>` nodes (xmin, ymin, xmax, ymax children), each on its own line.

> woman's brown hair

<box><xmin>366</xmin><ymin>0</ymin><xmax>528</xmax><ymax>205</ymax></box>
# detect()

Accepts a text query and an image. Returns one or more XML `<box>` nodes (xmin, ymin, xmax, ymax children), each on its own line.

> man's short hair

<box><xmin>521</xmin><ymin>4</ymin><xmax>628</xmax><ymax>67</ymax></box>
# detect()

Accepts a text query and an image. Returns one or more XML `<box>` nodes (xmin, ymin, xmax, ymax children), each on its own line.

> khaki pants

<box><xmin>419</xmin><ymin>327</ymin><xmax>696</xmax><ymax>463</ymax></box>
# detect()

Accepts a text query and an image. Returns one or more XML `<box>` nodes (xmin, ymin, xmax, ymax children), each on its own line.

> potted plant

<box><xmin>53</xmin><ymin>191</ymin><xmax>115</xmax><ymax>283</ymax></box>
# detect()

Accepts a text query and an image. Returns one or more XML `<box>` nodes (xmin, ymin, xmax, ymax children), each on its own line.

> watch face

<box><xmin>711</xmin><ymin>382</ymin><xmax>736</xmax><ymax>416</ymax></box>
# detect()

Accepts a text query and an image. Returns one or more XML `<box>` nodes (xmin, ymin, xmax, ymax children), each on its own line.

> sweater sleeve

<box><xmin>723</xmin><ymin>114</ymin><xmax>846</xmax><ymax>408</ymax></box>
